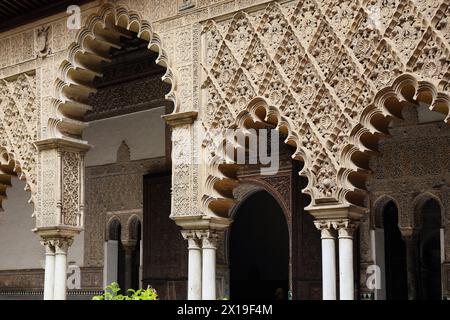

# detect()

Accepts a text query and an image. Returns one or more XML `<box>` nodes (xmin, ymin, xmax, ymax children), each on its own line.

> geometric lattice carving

<box><xmin>201</xmin><ymin>0</ymin><xmax>450</xmax><ymax>215</ymax></box>
<box><xmin>0</xmin><ymin>74</ymin><xmax>38</xmax><ymax>209</ymax></box>
<box><xmin>61</xmin><ymin>151</ymin><xmax>81</xmax><ymax>226</ymax></box>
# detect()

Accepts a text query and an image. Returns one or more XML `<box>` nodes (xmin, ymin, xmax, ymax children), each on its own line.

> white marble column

<box><xmin>103</xmin><ymin>240</ymin><xmax>119</xmax><ymax>289</ymax></box>
<box><xmin>182</xmin><ymin>231</ymin><xmax>202</xmax><ymax>300</ymax></box>
<box><xmin>53</xmin><ymin>238</ymin><xmax>73</xmax><ymax>300</ymax></box>
<box><xmin>371</xmin><ymin>229</ymin><xmax>386</xmax><ymax>300</ymax></box>
<box><xmin>42</xmin><ymin>241</ymin><xmax>55</xmax><ymax>300</ymax></box>
<box><xmin>334</xmin><ymin>220</ymin><xmax>356</xmax><ymax>300</ymax></box>
<box><xmin>314</xmin><ymin>221</ymin><xmax>337</xmax><ymax>300</ymax></box>
<box><xmin>199</xmin><ymin>231</ymin><xmax>219</xmax><ymax>300</ymax></box>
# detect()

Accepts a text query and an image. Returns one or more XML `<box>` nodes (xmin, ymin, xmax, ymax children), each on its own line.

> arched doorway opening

<box><xmin>0</xmin><ymin>174</ymin><xmax>39</xmax><ymax>299</ymax></box>
<box><xmin>229</xmin><ymin>190</ymin><xmax>289</xmax><ymax>300</ymax></box>
<box><xmin>382</xmin><ymin>201</ymin><xmax>408</xmax><ymax>300</ymax></box>
<box><xmin>78</xmin><ymin>21</ymin><xmax>181</xmax><ymax>297</ymax></box>
<box><xmin>418</xmin><ymin>198</ymin><xmax>442</xmax><ymax>300</ymax></box>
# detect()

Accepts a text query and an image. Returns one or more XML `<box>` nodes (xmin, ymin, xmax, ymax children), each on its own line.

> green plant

<box><xmin>92</xmin><ymin>282</ymin><xmax>158</xmax><ymax>300</ymax></box>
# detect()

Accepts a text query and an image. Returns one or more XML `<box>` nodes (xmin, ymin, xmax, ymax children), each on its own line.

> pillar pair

<box><xmin>314</xmin><ymin>219</ymin><xmax>357</xmax><ymax>300</ymax></box>
<box><xmin>41</xmin><ymin>238</ymin><xmax>73</xmax><ymax>300</ymax></box>
<box><xmin>182</xmin><ymin>230</ymin><xmax>219</xmax><ymax>300</ymax></box>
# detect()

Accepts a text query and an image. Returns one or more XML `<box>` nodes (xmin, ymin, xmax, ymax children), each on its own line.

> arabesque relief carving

<box><xmin>0</xmin><ymin>0</ymin><xmax>448</xmax><ymax>235</ymax></box>
<box><xmin>200</xmin><ymin>0</ymin><xmax>450</xmax><ymax>217</ymax></box>
<box><xmin>0</xmin><ymin>74</ymin><xmax>38</xmax><ymax>209</ymax></box>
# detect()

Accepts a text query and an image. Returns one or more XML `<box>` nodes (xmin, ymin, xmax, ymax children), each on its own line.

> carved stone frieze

<box><xmin>0</xmin><ymin>267</ymin><xmax>103</xmax><ymax>291</ymax></box>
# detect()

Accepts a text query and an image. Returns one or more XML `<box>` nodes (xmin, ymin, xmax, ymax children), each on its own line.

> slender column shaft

<box><xmin>53</xmin><ymin>239</ymin><xmax>72</xmax><ymax>300</ymax></box>
<box><xmin>42</xmin><ymin>241</ymin><xmax>55</xmax><ymax>300</ymax></box>
<box><xmin>323</xmin><ymin>233</ymin><xmax>337</xmax><ymax>299</ymax></box>
<box><xmin>202</xmin><ymin>247</ymin><xmax>216</xmax><ymax>300</ymax></box>
<box><xmin>315</xmin><ymin>221</ymin><xmax>337</xmax><ymax>300</ymax></box>
<box><xmin>334</xmin><ymin>220</ymin><xmax>356</xmax><ymax>300</ymax></box>
<box><xmin>199</xmin><ymin>231</ymin><xmax>219</xmax><ymax>300</ymax></box>
<box><xmin>339</xmin><ymin>235</ymin><xmax>354</xmax><ymax>300</ymax></box>
<box><xmin>188</xmin><ymin>244</ymin><xmax>202</xmax><ymax>300</ymax></box>
<box><xmin>103</xmin><ymin>240</ymin><xmax>119</xmax><ymax>289</ymax></box>
<box><xmin>182</xmin><ymin>231</ymin><xmax>202</xmax><ymax>300</ymax></box>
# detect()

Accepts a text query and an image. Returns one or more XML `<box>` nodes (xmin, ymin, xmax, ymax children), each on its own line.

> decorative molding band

<box><xmin>162</xmin><ymin>111</ymin><xmax>198</xmax><ymax>127</ymax></box>
<box><xmin>34</xmin><ymin>138</ymin><xmax>91</xmax><ymax>152</ymax></box>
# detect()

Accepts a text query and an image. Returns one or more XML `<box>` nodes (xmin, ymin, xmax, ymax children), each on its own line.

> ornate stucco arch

<box><xmin>199</xmin><ymin>0</ymin><xmax>450</xmax><ymax>219</ymax></box>
<box><xmin>32</xmin><ymin>6</ymin><xmax>179</xmax><ymax>300</ymax></box>
<box><xmin>201</xmin><ymin>97</ymin><xmax>312</xmax><ymax>218</ymax></box>
<box><xmin>51</xmin><ymin>3</ymin><xmax>177</xmax><ymax>141</ymax></box>
<box><xmin>0</xmin><ymin>74</ymin><xmax>38</xmax><ymax>210</ymax></box>
<box><xmin>36</xmin><ymin>3</ymin><xmax>177</xmax><ymax>234</ymax></box>
<box><xmin>0</xmin><ymin>148</ymin><xmax>33</xmax><ymax>210</ymax></box>
<box><xmin>339</xmin><ymin>74</ymin><xmax>450</xmax><ymax>209</ymax></box>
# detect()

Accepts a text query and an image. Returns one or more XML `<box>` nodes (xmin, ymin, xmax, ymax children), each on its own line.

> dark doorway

<box><xmin>230</xmin><ymin>190</ymin><xmax>289</xmax><ymax>300</ymax></box>
<box><xmin>383</xmin><ymin>201</ymin><xmax>408</xmax><ymax>300</ymax></box>
<box><xmin>142</xmin><ymin>173</ymin><xmax>188</xmax><ymax>299</ymax></box>
<box><xmin>418</xmin><ymin>199</ymin><xmax>442</xmax><ymax>300</ymax></box>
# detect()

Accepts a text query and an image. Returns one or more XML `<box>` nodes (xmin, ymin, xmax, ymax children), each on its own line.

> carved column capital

<box><xmin>51</xmin><ymin>238</ymin><xmax>73</xmax><ymax>255</ymax></box>
<box><xmin>40</xmin><ymin>240</ymin><xmax>55</xmax><ymax>254</ymax></box>
<box><xmin>197</xmin><ymin>230</ymin><xmax>220</xmax><ymax>249</ymax></box>
<box><xmin>181</xmin><ymin>230</ymin><xmax>202</xmax><ymax>250</ymax></box>
<box><xmin>332</xmin><ymin>219</ymin><xmax>359</xmax><ymax>239</ymax></box>
<box><xmin>314</xmin><ymin>220</ymin><xmax>336</xmax><ymax>239</ymax></box>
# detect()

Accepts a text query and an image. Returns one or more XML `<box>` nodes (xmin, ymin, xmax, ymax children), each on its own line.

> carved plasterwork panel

<box><xmin>171</xmin><ymin>125</ymin><xmax>197</xmax><ymax>217</ymax></box>
<box><xmin>61</xmin><ymin>151</ymin><xmax>82</xmax><ymax>227</ymax></box>
<box><xmin>0</xmin><ymin>0</ymin><xmax>449</xmax><ymax>218</ymax></box>
<box><xmin>199</xmin><ymin>0</ymin><xmax>450</xmax><ymax>215</ymax></box>
<box><xmin>0</xmin><ymin>73</ymin><xmax>38</xmax><ymax>209</ymax></box>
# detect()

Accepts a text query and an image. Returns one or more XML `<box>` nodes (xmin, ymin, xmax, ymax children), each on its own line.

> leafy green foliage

<box><xmin>92</xmin><ymin>282</ymin><xmax>158</xmax><ymax>300</ymax></box>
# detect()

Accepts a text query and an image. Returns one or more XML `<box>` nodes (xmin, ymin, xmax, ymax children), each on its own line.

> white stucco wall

<box><xmin>0</xmin><ymin>177</ymin><xmax>84</xmax><ymax>270</ymax></box>
<box><xmin>68</xmin><ymin>233</ymin><xmax>85</xmax><ymax>267</ymax></box>
<box><xmin>0</xmin><ymin>177</ymin><xmax>42</xmax><ymax>270</ymax></box>
<box><xmin>83</xmin><ymin>108</ymin><xmax>166</xmax><ymax>167</ymax></box>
